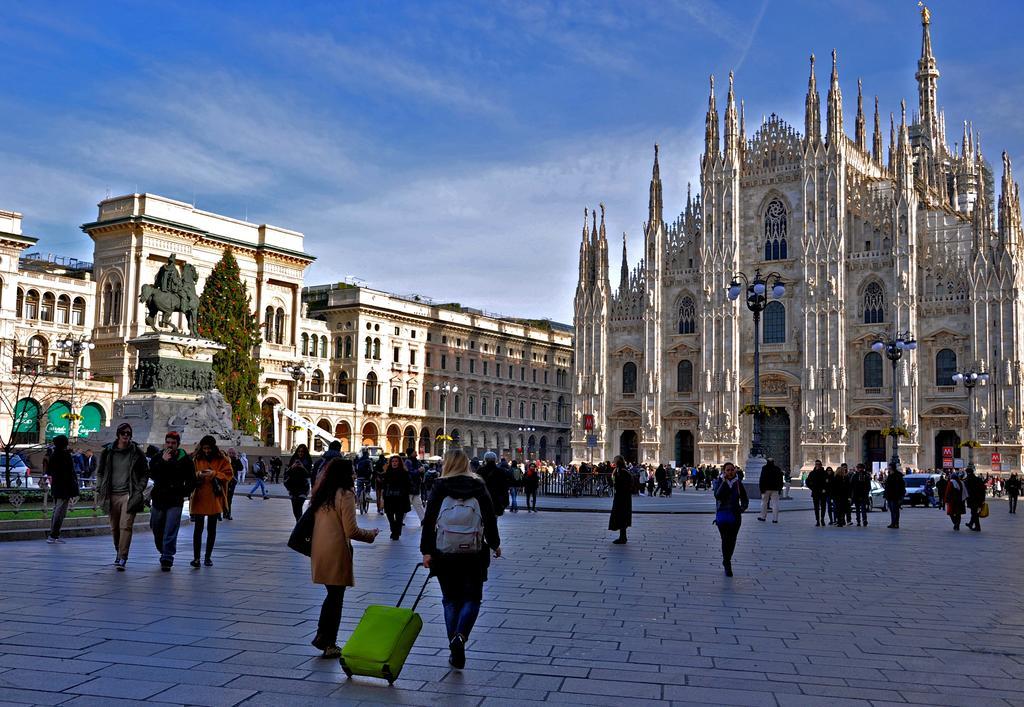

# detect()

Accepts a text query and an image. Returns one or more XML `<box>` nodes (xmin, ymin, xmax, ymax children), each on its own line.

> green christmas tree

<box><xmin>197</xmin><ymin>249</ymin><xmax>262</xmax><ymax>435</ymax></box>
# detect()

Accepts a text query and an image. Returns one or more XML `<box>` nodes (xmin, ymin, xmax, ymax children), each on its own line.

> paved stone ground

<box><xmin>1</xmin><ymin>494</ymin><xmax>1022</xmax><ymax>706</ymax></box>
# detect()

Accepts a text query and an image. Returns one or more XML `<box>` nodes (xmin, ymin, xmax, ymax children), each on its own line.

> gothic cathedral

<box><xmin>572</xmin><ymin>9</ymin><xmax>1024</xmax><ymax>474</ymax></box>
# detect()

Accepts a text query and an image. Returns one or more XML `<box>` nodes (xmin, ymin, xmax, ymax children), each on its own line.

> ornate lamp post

<box><xmin>727</xmin><ymin>269</ymin><xmax>785</xmax><ymax>483</ymax></box>
<box><xmin>952</xmin><ymin>367</ymin><xmax>989</xmax><ymax>468</ymax></box>
<box><xmin>56</xmin><ymin>335</ymin><xmax>94</xmax><ymax>439</ymax></box>
<box><xmin>285</xmin><ymin>362</ymin><xmax>307</xmax><ymax>448</ymax></box>
<box><xmin>433</xmin><ymin>382</ymin><xmax>458</xmax><ymax>455</ymax></box>
<box><xmin>870</xmin><ymin>331</ymin><xmax>917</xmax><ymax>468</ymax></box>
<box><xmin>518</xmin><ymin>426</ymin><xmax>537</xmax><ymax>460</ymax></box>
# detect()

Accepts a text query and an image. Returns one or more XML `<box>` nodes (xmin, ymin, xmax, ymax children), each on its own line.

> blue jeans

<box><xmin>509</xmin><ymin>487</ymin><xmax>519</xmax><ymax>510</ymax></box>
<box><xmin>150</xmin><ymin>504</ymin><xmax>183</xmax><ymax>566</ymax></box>
<box><xmin>249</xmin><ymin>479</ymin><xmax>268</xmax><ymax>497</ymax></box>
<box><xmin>442</xmin><ymin>597</ymin><xmax>481</xmax><ymax>642</ymax></box>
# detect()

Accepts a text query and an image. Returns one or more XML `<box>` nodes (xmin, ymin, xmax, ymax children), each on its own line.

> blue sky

<box><xmin>2</xmin><ymin>1</ymin><xmax>1021</xmax><ymax>322</ymax></box>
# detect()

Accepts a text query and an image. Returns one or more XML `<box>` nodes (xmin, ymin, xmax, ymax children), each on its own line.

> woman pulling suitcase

<box><xmin>420</xmin><ymin>449</ymin><xmax>501</xmax><ymax>669</ymax></box>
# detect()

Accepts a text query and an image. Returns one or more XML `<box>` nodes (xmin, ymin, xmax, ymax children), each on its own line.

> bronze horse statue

<box><xmin>139</xmin><ymin>262</ymin><xmax>199</xmax><ymax>335</ymax></box>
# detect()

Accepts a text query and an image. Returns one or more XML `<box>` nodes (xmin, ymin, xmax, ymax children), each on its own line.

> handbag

<box><xmin>288</xmin><ymin>505</ymin><xmax>316</xmax><ymax>556</ymax></box>
<box><xmin>979</xmin><ymin>502</ymin><xmax>990</xmax><ymax>519</ymax></box>
<box><xmin>211</xmin><ymin>477</ymin><xmax>223</xmax><ymax>497</ymax></box>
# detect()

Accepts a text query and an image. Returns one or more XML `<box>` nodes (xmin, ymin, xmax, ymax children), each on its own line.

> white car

<box><xmin>0</xmin><ymin>454</ymin><xmax>38</xmax><ymax>489</ymax></box>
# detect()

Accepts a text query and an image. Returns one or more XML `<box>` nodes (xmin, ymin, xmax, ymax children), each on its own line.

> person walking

<box><xmin>148</xmin><ymin>431</ymin><xmax>196</xmax><ymax>570</ymax></box>
<box><xmin>508</xmin><ymin>460</ymin><xmax>523</xmax><ymax>513</ymax></box>
<box><xmin>757</xmin><ymin>457</ymin><xmax>783</xmax><ymax>524</ymax></box>
<box><xmin>944</xmin><ymin>470</ymin><xmax>967</xmax><ymax>531</ymax></box>
<box><xmin>223</xmin><ymin>448</ymin><xmax>241</xmax><ymax>520</ymax></box>
<box><xmin>832</xmin><ymin>465</ymin><xmax>851</xmax><ymax>527</ymax></box>
<box><xmin>46</xmin><ymin>435</ymin><xmax>78</xmax><ymax>544</ymax></box>
<box><xmin>608</xmin><ymin>455</ymin><xmax>633</xmax><ymax>544</ymax></box>
<box><xmin>247</xmin><ymin>458</ymin><xmax>270</xmax><ymax>500</ymax></box>
<box><xmin>851</xmin><ymin>463</ymin><xmax>871</xmax><ymax>527</ymax></box>
<box><xmin>95</xmin><ymin>423</ymin><xmax>149</xmax><ymax>570</ymax></box>
<box><xmin>805</xmin><ymin>460</ymin><xmax>827</xmax><ymax>527</ymax></box>
<box><xmin>478</xmin><ymin>452</ymin><xmax>509</xmax><ymax>517</ymax></box>
<box><xmin>420</xmin><ymin>450</ymin><xmax>500</xmax><ymax>670</ymax></box>
<box><xmin>965</xmin><ymin>467</ymin><xmax>986</xmax><ymax>532</ymax></box>
<box><xmin>382</xmin><ymin>455</ymin><xmax>412</xmax><ymax>540</ymax></box>
<box><xmin>310</xmin><ymin>458</ymin><xmax>379</xmax><ymax>658</ymax></box>
<box><xmin>190</xmin><ymin>435</ymin><xmax>234</xmax><ymax>567</ymax></box>
<box><xmin>883</xmin><ymin>463</ymin><xmax>906</xmax><ymax>529</ymax></box>
<box><xmin>1007</xmin><ymin>471</ymin><xmax>1021</xmax><ymax>514</ymax></box>
<box><xmin>284</xmin><ymin>445</ymin><xmax>313</xmax><ymax>521</ymax></box>
<box><xmin>523</xmin><ymin>462</ymin><xmax>540</xmax><ymax>512</ymax></box>
<box><xmin>270</xmin><ymin>456</ymin><xmax>282</xmax><ymax>484</ymax></box>
<box><xmin>406</xmin><ymin>454</ymin><xmax>425</xmax><ymax>523</ymax></box>
<box><xmin>313</xmin><ymin>441</ymin><xmax>343</xmax><ymax>486</ymax></box>
<box><xmin>713</xmin><ymin>461</ymin><xmax>749</xmax><ymax>577</ymax></box>
<box><xmin>373</xmin><ymin>452</ymin><xmax>387</xmax><ymax>514</ymax></box>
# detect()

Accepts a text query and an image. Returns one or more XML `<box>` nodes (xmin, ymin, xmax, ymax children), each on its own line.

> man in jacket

<box><xmin>757</xmin><ymin>457</ymin><xmax>784</xmax><ymax>524</ymax></box>
<box><xmin>805</xmin><ymin>460</ymin><xmax>828</xmax><ymax>527</ymax></box>
<box><xmin>850</xmin><ymin>463</ymin><xmax>872</xmax><ymax>526</ymax></box>
<box><xmin>47</xmin><ymin>435</ymin><xmax>78</xmax><ymax>543</ymax></box>
<box><xmin>313</xmin><ymin>441</ymin><xmax>343</xmax><ymax>486</ymax></box>
<box><xmin>96</xmin><ymin>422</ymin><xmax>150</xmax><ymax>570</ymax></box>
<box><xmin>965</xmin><ymin>467</ymin><xmax>987</xmax><ymax>531</ymax></box>
<box><xmin>883</xmin><ymin>463</ymin><xmax>906</xmax><ymax>529</ymax></box>
<box><xmin>148</xmin><ymin>431</ymin><xmax>196</xmax><ymax>570</ymax></box>
<box><xmin>1007</xmin><ymin>471</ymin><xmax>1021</xmax><ymax>514</ymax></box>
<box><xmin>478</xmin><ymin>451</ymin><xmax>509</xmax><ymax>516</ymax></box>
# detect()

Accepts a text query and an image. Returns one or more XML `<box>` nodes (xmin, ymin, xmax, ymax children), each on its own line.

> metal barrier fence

<box><xmin>540</xmin><ymin>471</ymin><xmax>612</xmax><ymax>497</ymax></box>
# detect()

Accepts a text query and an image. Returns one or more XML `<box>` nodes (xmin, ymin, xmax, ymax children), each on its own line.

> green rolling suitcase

<box><xmin>340</xmin><ymin>563</ymin><xmax>430</xmax><ymax>685</ymax></box>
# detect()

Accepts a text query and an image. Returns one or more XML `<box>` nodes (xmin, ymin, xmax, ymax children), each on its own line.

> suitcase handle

<box><xmin>397</xmin><ymin>562</ymin><xmax>431</xmax><ymax>612</ymax></box>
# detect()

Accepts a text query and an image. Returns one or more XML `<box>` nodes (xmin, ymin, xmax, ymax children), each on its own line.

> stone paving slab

<box><xmin>0</xmin><ymin>495</ymin><xmax>1022</xmax><ymax>705</ymax></box>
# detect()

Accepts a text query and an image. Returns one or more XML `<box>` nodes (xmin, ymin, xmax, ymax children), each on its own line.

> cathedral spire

<box><xmin>888</xmin><ymin>112</ymin><xmax>896</xmax><ymax>170</ymax></box>
<box><xmin>804</xmin><ymin>54</ymin><xmax>821</xmax><ymax>146</ymax></box>
<box><xmin>855</xmin><ymin>79</ymin><xmax>867</xmax><ymax>152</ymax></box>
<box><xmin>649</xmin><ymin>144</ymin><xmax>663</xmax><ymax>225</ymax></box>
<box><xmin>872</xmin><ymin>95</ymin><xmax>884</xmax><ymax>165</ymax></box>
<box><xmin>962</xmin><ymin>120</ymin><xmax>970</xmax><ymax>159</ymax></box>
<box><xmin>724</xmin><ymin>71</ymin><xmax>739</xmax><ymax>160</ymax></box>
<box><xmin>916</xmin><ymin>4</ymin><xmax>941</xmax><ymax>143</ymax></box>
<box><xmin>999</xmin><ymin>152</ymin><xmax>1022</xmax><ymax>248</ymax></box>
<box><xmin>620</xmin><ymin>232</ymin><xmax>629</xmax><ymax>291</ymax></box>
<box><xmin>740</xmin><ymin>99</ymin><xmax>746</xmax><ymax>151</ymax></box>
<box><xmin>896</xmin><ymin>100</ymin><xmax>914</xmax><ymax>187</ymax></box>
<box><xmin>704</xmin><ymin>74</ymin><xmax>719</xmax><ymax>161</ymax></box>
<box><xmin>826</xmin><ymin>49</ymin><xmax>843</xmax><ymax>147</ymax></box>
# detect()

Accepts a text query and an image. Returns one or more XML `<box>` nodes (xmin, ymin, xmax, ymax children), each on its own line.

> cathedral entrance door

<box><xmin>761</xmin><ymin>408</ymin><xmax>791</xmax><ymax>472</ymax></box>
<box><xmin>620</xmin><ymin>430</ymin><xmax>638</xmax><ymax>464</ymax></box>
<box><xmin>862</xmin><ymin>431</ymin><xmax>886</xmax><ymax>469</ymax></box>
<box><xmin>674</xmin><ymin>430</ymin><xmax>694</xmax><ymax>467</ymax></box>
<box><xmin>934</xmin><ymin>430</ymin><xmax>961</xmax><ymax>469</ymax></box>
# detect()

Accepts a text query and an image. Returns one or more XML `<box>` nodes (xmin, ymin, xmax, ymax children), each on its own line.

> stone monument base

<box><xmin>741</xmin><ymin>453</ymin><xmax>767</xmax><ymax>496</ymax></box>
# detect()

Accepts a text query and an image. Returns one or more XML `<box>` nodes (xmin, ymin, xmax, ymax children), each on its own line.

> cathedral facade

<box><xmin>572</xmin><ymin>9</ymin><xmax>1024</xmax><ymax>475</ymax></box>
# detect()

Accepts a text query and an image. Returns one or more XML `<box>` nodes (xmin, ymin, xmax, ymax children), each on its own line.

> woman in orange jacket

<box><xmin>190</xmin><ymin>435</ymin><xmax>234</xmax><ymax>567</ymax></box>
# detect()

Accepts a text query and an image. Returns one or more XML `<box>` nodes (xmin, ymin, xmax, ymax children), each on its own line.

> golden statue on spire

<box><xmin>919</xmin><ymin>2</ymin><xmax>930</xmax><ymax>25</ymax></box>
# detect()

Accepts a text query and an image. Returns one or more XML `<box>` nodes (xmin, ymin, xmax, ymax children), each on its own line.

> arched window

<box><xmin>678</xmin><ymin>296</ymin><xmax>696</xmax><ymax>334</ymax></box>
<box><xmin>454</xmin><ymin>395</ymin><xmax>461</xmax><ymax>414</ymax></box>
<box><xmin>863</xmin><ymin>282</ymin><xmax>885</xmax><ymax>324</ymax></box>
<box><xmin>40</xmin><ymin>292</ymin><xmax>55</xmax><ymax>322</ymax></box>
<box><xmin>622</xmin><ymin>362</ymin><xmax>637</xmax><ymax>395</ymax></box>
<box><xmin>677</xmin><ymin>360</ymin><xmax>693</xmax><ymax>393</ymax></box>
<box><xmin>425</xmin><ymin>390</ymin><xmax>432</xmax><ymax>411</ymax></box>
<box><xmin>936</xmin><ymin>349</ymin><xmax>957</xmax><ymax>386</ymax></box>
<box><xmin>320</xmin><ymin>336</ymin><xmax>328</xmax><ymax>358</ymax></box>
<box><xmin>468</xmin><ymin>396</ymin><xmax>475</xmax><ymax>415</ymax></box>
<box><xmin>344</xmin><ymin>335</ymin><xmax>353</xmax><ymax>358</ymax></box>
<box><xmin>16</xmin><ymin>288</ymin><xmax>23</xmax><ymax>318</ymax></box>
<box><xmin>372</xmin><ymin>338</ymin><xmax>381</xmax><ymax>360</ymax></box>
<box><xmin>863</xmin><ymin>352</ymin><xmax>883</xmax><ymax>388</ymax></box>
<box><xmin>112</xmin><ymin>283</ymin><xmax>122</xmax><ymax>322</ymax></box>
<box><xmin>557</xmin><ymin>395</ymin><xmax>565</xmax><ymax>422</ymax></box>
<box><xmin>27</xmin><ymin>335</ymin><xmax>47</xmax><ymax>359</ymax></box>
<box><xmin>391</xmin><ymin>387</ymin><xmax>400</xmax><ymax>408</ymax></box>
<box><xmin>25</xmin><ymin>289</ymin><xmax>39</xmax><ymax>320</ymax></box>
<box><xmin>334</xmin><ymin>337</ymin><xmax>342</xmax><ymax>358</ymax></box>
<box><xmin>763</xmin><ymin>199</ymin><xmax>788</xmax><ymax>261</ymax></box>
<box><xmin>72</xmin><ymin>297</ymin><xmax>86</xmax><ymax>326</ymax></box>
<box><xmin>56</xmin><ymin>295</ymin><xmax>70</xmax><ymax>325</ymax></box>
<box><xmin>495</xmin><ymin>397</ymin><xmax>501</xmax><ymax>417</ymax></box>
<box><xmin>365</xmin><ymin>371</ymin><xmax>379</xmax><ymax>405</ymax></box>
<box><xmin>301</xmin><ymin>333</ymin><xmax>309</xmax><ymax>356</ymax></box>
<box><xmin>364</xmin><ymin>336</ymin><xmax>372</xmax><ymax>358</ymax></box>
<box><xmin>531</xmin><ymin>402</ymin><xmax>537</xmax><ymax>420</ymax></box>
<box><xmin>763</xmin><ymin>301</ymin><xmax>786</xmax><ymax>343</ymax></box>
<box><xmin>519</xmin><ymin>400</ymin><xmax>525</xmax><ymax>418</ymax></box>
<box><xmin>264</xmin><ymin>307</ymin><xmax>274</xmax><ymax>342</ymax></box>
<box><xmin>408</xmin><ymin>389</ymin><xmax>417</xmax><ymax>409</ymax></box>
<box><xmin>337</xmin><ymin>371</ymin><xmax>349</xmax><ymax>401</ymax></box>
<box><xmin>101</xmin><ymin>283</ymin><xmax>112</xmax><ymax>324</ymax></box>
<box><xmin>310</xmin><ymin>369</ymin><xmax>323</xmax><ymax>394</ymax></box>
<box><xmin>274</xmin><ymin>308</ymin><xmax>285</xmax><ymax>344</ymax></box>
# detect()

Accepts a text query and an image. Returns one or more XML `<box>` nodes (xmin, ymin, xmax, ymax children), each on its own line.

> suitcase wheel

<box><xmin>339</xmin><ymin>658</ymin><xmax>353</xmax><ymax>679</ymax></box>
<box><xmin>383</xmin><ymin>665</ymin><xmax>394</xmax><ymax>685</ymax></box>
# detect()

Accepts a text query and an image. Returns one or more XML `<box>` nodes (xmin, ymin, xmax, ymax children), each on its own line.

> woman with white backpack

<box><xmin>420</xmin><ymin>449</ymin><xmax>501</xmax><ymax>669</ymax></box>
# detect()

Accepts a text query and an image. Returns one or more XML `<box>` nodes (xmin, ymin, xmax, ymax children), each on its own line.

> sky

<box><xmin>1</xmin><ymin>0</ymin><xmax>1022</xmax><ymax>323</ymax></box>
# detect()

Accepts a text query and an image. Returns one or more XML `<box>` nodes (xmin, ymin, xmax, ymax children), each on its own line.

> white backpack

<box><xmin>435</xmin><ymin>495</ymin><xmax>483</xmax><ymax>554</ymax></box>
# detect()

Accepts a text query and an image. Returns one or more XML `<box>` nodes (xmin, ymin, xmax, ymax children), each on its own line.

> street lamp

<box><xmin>519</xmin><ymin>426</ymin><xmax>537</xmax><ymax>460</ymax></box>
<box><xmin>727</xmin><ymin>268</ymin><xmax>785</xmax><ymax>483</ymax></box>
<box><xmin>951</xmin><ymin>367</ymin><xmax>989</xmax><ymax>468</ymax></box>
<box><xmin>285</xmin><ymin>362</ymin><xmax>307</xmax><ymax>448</ymax></box>
<box><xmin>56</xmin><ymin>335</ymin><xmax>94</xmax><ymax>439</ymax></box>
<box><xmin>433</xmin><ymin>382</ymin><xmax>458</xmax><ymax>455</ymax></box>
<box><xmin>870</xmin><ymin>331</ymin><xmax>917</xmax><ymax>468</ymax></box>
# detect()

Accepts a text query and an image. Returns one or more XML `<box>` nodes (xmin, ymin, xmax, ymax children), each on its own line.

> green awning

<box><xmin>46</xmin><ymin>401</ymin><xmax>71</xmax><ymax>441</ymax></box>
<box><xmin>13</xmin><ymin>398</ymin><xmax>40</xmax><ymax>434</ymax></box>
<box><xmin>79</xmin><ymin>403</ymin><xmax>105</xmax><ymax>438</ymax></box>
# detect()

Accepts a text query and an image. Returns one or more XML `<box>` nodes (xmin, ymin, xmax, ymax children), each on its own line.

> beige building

<box><xmin>573</xmin><ymin>9</ymin><xmax>1024</xmax><ymax>474</ymax></box>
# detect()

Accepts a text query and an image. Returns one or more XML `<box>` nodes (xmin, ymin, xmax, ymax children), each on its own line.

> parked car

<box><xmin>869</xmin><ymin>479</ymin><xmax>885</xmax><ymax>510</ymax></box>
<box><xmin>0</xmin><ymin>454</ymin><xmax>38</xmax><ymax>489</ymax></box>
<box><xmin>903</xmin><ymin>473</ymin><xmax>941</xmax><ymax>507</ymax></box>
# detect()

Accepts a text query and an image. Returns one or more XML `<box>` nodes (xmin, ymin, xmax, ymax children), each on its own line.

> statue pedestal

<box><xmin>741</xmin><ymin>453</ymin><xmax>767</xmax><ymax>497</ymax></box>
<box><xmin>95</xmin><ymin>333</ymin><xmax>256</xmax><ymax>449</ymax></box>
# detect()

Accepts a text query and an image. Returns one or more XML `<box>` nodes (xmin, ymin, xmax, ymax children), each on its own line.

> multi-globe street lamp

<box><xmin>952</xmin><ymin>367</ymin><xmax>989</xmax><ymax>467</ymax></box>
<box><xmin>56</xmin><ymin>335</ymin><xmax>94</xmax><ymax>439</ymax></box>
<box><xmin>285</xmin><ymin>362</ymin><xmax>307</xmax><ymax>448</ymax></box>
<box><xmin>870</xmin><ymin>331</ymin><xmax>917</xmax><ymax>467</ymax></box>
<box><xmin>433</xmin><ymin>382</ymin><xmax>458</xmax><ymax>455</ymax></box>
<box><xmin>727</xmin><ymin>269</ymin><xmax>785</xmax><ymax>482</ymax></box>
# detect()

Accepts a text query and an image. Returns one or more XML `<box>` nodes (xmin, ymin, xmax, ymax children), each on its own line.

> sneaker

<box><xmin>321</xmin><ymin>645</ymin><xmax>341</xmax><ymax>659</ymax></box>
<box><xmin>449</xmin><ymin>634</ymin><xmax>466</xmax><ymax>669</ymax></box>
<box><xmin>204</xmin><ymin>557</ymin><xmax>213</xmax><ymax>566</ymax></box>
<box><xmin>115</xmin><ymin>559</ymin><xmax>126</xmax><ymax>571</ymax></box>
<box><xmin>190</xmin><ymin>559</ymin><xmax>201</xmax><ymax>568</ymax></box>
<box><xmin>772</xmin><ymin>520</ymin><xmax>778</xmax><ymax>524</ymax></box>
<box><xmin>47</xmin><ymin>537</ymin><xmax>56</xmax><ymax>544</ymax></box>
<box><xmin>757</xmin><ymin>517</ymin><xmax>766</xmax><ymax>522</ymax></box>
<box><xmin>55</xmin><ymin>538</ymin><xmax>66</xmax><ymax>543</ymax></box>
<box><xmin>161</xmin><ymin>564</ymin><xmax>171</xmax><ymax>572</ymax></box>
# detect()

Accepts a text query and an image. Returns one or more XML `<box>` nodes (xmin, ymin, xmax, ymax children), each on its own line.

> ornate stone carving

<box><xmin>168</xmin><ymin>389</ymin><xmax>241</xmax><ymax>446</ymax></box>
<box><xmin>132</xmin><ymin>357</ymin><xmax>216</xmax><ymax>394</ymax></box>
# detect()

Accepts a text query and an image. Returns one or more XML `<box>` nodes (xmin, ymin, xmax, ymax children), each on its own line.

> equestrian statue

<box><xmin>139</xmin><ymin>254</ymin><xmax>200</xmax><ymax>336</ymax></box>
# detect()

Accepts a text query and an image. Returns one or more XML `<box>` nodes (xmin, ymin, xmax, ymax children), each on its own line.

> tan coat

<box><xmin>311</xmin><ymin>489</ymin><xmax>375</xmax><ymax>586</ymax></box>
<box><xmin>189</xmin><ymin>452</ymin><xmax>233</xmax><ymax>516</ymax></box>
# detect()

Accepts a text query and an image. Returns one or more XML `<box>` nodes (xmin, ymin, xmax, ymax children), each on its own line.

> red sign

<box><xmin>991</xmin><ymin>452</ymin><xmax>1001</xmax><ymax>472</ymax></box>
<box><xmin>583</xmin><ymin>414</ymin><xmax>594</xmax><ymax>431</ymax></box>
<box><xmin>942</xmin><ymin>446</ymin><xmax>954</xmax><ymax>469</ymax></box>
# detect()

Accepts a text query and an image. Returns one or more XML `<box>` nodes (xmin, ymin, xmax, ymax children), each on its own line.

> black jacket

<box><xmin>283</xmin><ymin>463</ymin><xmax>311</xmax><ymax>497</ymax></box>
<box><xmin>420</xmin><ymin>475</ymin><xmax>500</xmax><ymax>583</ymax></box>
<box><xmin>478</xmin><ymin>461</ymin><xmax>509</xmax><ymax>515</ymax></box>
<box><xmin>965</xmin><ymin>473</ymin><xmax>986</xmax><ymax>508</ymax></box>
<box><xmin>850</xmin><ymin>471</ymin><xmax>871</xmax><ymax>501</ymax></box>
<box><xmin>805</xmin><ymin>467</ymin><xmax>827</xmax><ymax>494</ymax></box>
<box><xmin>148</xmin><ymin>449</ymin><xmax>197</xmax><ymax>508</ymax></box>
<box><xmin>714</xmin><ymin>476</ymin><xmax>749</xmax><ymax>517</ymax></box>
<box><xmin>609</xmin><ymin>467</ymin><xmax>633</xmax><ymax>531</ymax></box>
<box><xmin>383</xmin><ymin>466</ymin><xmax>412</xmax><ymax>513</ymax></box>
<box><xmin>1007</xmin><ymin>475</ymin><xmax>1022</xmax><ymax>496</ymax></box>
<box><xmin>759</xmin><ymin>462</ymin><xmax>784</xmax><ymax>492</ymax></box>
<box><xmin>883</xmin><ymin>471</ymin><xmax>906</xmax><ymax>502</ymax></box>
<box><xmin>48</xmin><ymin>450</ymin><xmax>79</xmax><ymax>500</ymax></box>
